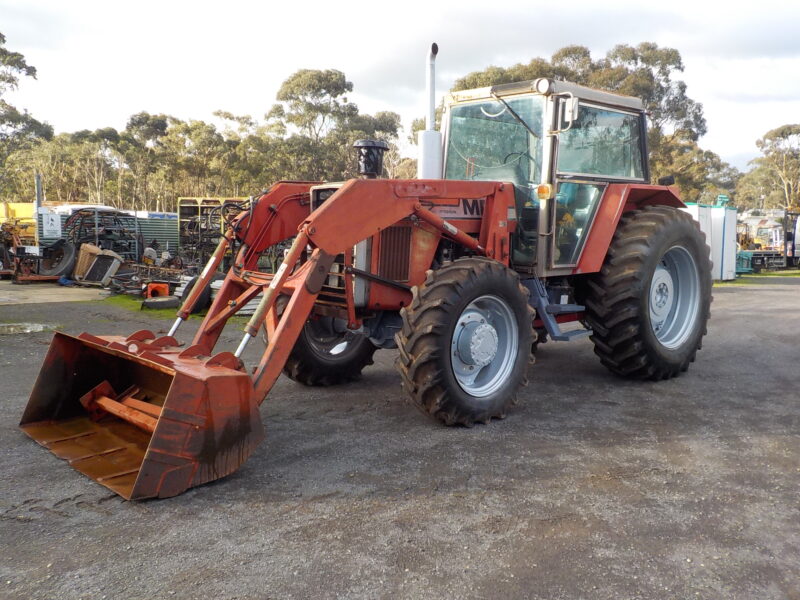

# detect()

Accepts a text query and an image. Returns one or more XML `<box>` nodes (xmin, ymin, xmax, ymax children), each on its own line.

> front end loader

<box><xmin>21</xmin><ymin>50</ymin><xmax>712</xmax><ymax>500</ymax></box>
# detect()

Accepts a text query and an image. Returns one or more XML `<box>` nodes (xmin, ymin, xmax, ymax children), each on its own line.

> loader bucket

<box><xmin>20</xmin><ymin>331</ymin><xmax>265</xmax><ymax>500</ymax></box>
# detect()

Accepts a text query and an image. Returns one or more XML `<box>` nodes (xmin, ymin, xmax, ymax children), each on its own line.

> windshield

<box><xmin>445</xmin><ymin>95</ymin><xmax>544</xmax><ymax>187</ymax></box>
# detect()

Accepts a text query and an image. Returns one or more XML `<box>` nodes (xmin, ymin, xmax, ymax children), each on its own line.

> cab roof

<box><xmin>448</xmin><ymin>78</ymin><xmax>645</xmax><ymax>112</ymax></box>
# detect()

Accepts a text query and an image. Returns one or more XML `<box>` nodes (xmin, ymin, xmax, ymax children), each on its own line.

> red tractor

<box><xmin>21</xmin><ymin>53</ymin><xmax>711</xmax><ymax>499</ymax></box>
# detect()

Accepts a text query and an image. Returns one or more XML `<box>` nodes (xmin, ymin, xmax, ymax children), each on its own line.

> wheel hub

<box><xmin>649</xmin><ymin>266</ymin><xmax>675</xmax><ymax>326</ymax></box>
<box><xmin>456</xmin><ymin>321</ymin><xmax>499</xmax><ymax>367</ymax></box>
<box><xmin>305</xmin><ymin>317</ymin><xmax>353</xmax><ymax>356</ymax></box>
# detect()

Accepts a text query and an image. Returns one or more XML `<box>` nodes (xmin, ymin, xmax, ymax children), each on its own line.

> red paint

<box><xmin>575</xmin><ymin>184</ymin><xmax>683</xmax><ymax>275</ymax></box>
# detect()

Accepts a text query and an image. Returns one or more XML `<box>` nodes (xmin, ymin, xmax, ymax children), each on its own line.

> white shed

<box><xmin>680</xmin><ymin>203</ymin><xmax>737</xmax><ymax>281</ymax></box>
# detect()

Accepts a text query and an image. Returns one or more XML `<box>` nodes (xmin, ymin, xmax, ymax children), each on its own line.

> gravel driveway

<box><xmin>1</xmin><ymin>277</ymin><xmax>798</xmax><ymax>599</ymax></box>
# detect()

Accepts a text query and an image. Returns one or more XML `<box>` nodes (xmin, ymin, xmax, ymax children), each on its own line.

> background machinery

<box><xmin>20</xmin><ymin>46</ymin><xmax>712</xmax><ymax>499</ymax></box>
<box><xmin>177</xmin><ymin>197</ymin><xmax>246</xmax><ymax>271</ymax></box>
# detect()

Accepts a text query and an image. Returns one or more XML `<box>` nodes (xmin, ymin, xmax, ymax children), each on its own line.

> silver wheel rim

<box><xmin>451</xmin><ymin>294</ymin><xmax>519</xmax><ymax>397</ymax></box>
<box><xmin>649</xmin><ymin>245</ymin><xmax>700</xmax><ymax>349</ymax></box>
<box><xmin>304</xmin><ymin>317</ymin><xmax>355</xmax><ymax>357</ymax></box>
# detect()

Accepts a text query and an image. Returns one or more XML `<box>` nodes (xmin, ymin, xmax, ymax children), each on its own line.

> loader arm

<box><xmin>186</xmin><ymin>182</ymin><xmax>318</xmax><ymax>352</ymax></box>
<box><xmin>235</xmin><ymin>178</ymin><xmax>516</xmax><ymax>403</ymax></box>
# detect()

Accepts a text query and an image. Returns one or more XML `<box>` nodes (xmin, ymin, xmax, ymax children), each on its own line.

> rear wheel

<box><xmin>396</xmin><ymin>257</ymin><xmax>533</xmax><ymax>426</ymax></box>
<box><xmin>585</xmin><ymin>206</ymin><xmax>712</xmax><ymax>380</ymax></box>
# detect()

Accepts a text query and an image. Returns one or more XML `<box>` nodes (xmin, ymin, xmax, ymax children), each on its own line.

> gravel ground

<box><xmin>1</xmin><ymin>278</ymin><xmax>799</xmax><ymax>600</ymax></box>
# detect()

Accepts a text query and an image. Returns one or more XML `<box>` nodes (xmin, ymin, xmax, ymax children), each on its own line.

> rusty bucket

<box><xmin>19</xmin><ymin>330</ymin><xmax>264</xmax><ymax>500</ymax></box>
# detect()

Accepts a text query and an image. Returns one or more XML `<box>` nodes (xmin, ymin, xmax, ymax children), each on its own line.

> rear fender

<box><xmin>574</xmin><ymin>184</ymin><xmax>684</xmax><ymax>275</ymax></box>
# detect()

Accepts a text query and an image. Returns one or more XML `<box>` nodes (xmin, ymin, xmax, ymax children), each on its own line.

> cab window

<box><xmin>445</xmin><ymin>96</ymin><xmax>546</xmax><ymax>266</ymax></box>
<box><xmin>556</xmin><ymin>104</ymin><xmax>644</xmax><ymax>180</ymax></box>
<box><xmin>552</xmin><ymin>181</ymin><xmax>606</xmax><ymax>266</ymax></box>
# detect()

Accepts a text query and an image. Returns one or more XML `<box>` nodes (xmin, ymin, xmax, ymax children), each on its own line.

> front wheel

<box><xmin>584</xmin><ymin>206</ymin><xmax>712</xmax><ymax>380</ymax></box>
<box><xmin>395</xmin><ymin>257</ymin><xmax>534</xmax><ymax>426</ymax></box>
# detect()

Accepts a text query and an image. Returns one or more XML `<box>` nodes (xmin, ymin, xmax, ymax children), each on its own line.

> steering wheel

<box><xmin>502</xmin><ymin>151</ymin><xmax>532</xmax><ymax>164</ymax></box>
<box><xmin>501</xmin><ymin>151</ymin><xmax>539</xmax><ymax>179</ymax></box>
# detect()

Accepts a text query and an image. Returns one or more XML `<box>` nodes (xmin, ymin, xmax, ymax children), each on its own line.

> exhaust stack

<box><xmin>417</xmin><ymin>43</ymin><xmax>443</xmax><ymax>179</ymax></box>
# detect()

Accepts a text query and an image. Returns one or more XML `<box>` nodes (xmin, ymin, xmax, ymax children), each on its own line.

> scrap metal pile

<box><xmin>1</xmin><ymin>219</ymin><xmax>72</xmax><ymax>282</ymax></box>
<box><xmin>1</xmin><ymin>201</ymin><xmax>258</xmax><ymax>318</ymax></box>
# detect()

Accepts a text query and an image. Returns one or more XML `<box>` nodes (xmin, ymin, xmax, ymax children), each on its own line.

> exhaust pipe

<box><xmin>426</xmin><ymin>42</ymin><xmax>438</xmax><ymax>131</ymax></box>
<box><xmin>417</xmin><ymin>42</ymin><xmax>443</xmax><ymax>179</ymax></box>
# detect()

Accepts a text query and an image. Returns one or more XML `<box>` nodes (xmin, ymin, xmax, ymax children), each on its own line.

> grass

<box><xmin>713</xmin><ymin>280</ymin><xmax>750</xmax><ymax>287</ymax></box>
<box><xmin>744</xmin><ymin>269</ymin><xmax>800</xmax><ymax>278</ymax></box>
<box><xmin>713</xmin><ymin>268</ymin><xmax>800</xmax><ymax>287</ymax></box>
<box><xmin>101</xmin><ymin>293</ymin><xmax>249</xmax><ymax>324</ymax></box>
<box><xmin>102</xmin><ymin>293</ymin><xmax>179</xmax><ymax>319</ymax></box>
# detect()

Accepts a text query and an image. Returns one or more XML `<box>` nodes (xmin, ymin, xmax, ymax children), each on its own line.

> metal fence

<box><xmin>37</xmin><ymin>212</ymin><xmax>179</xmax><ymax>254</ymax></box>
<box><xmin>137</xmin><ymin>217</ymin><xmax>179</xmax><ymax>254</ymax></box>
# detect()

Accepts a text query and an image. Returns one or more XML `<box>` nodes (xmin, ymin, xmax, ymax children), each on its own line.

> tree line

<box><xmin>1</xmin><ymin>33</ymin><xmax>798</xmax><ymax>212</ymax></box>
<box><xmin>0</xmin><ymin>40</ymin><xmax>413</xmax><ymax>212</ymax></box>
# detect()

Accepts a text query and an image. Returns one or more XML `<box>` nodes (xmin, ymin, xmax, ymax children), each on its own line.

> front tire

<box><xmin>395</xmin><ymin>257</ymin><xmax>534</xmax><ymax>426</ymax></box>
<box><xmin>585</xmin><ymin>206</ymin><xmax>712</xmax><ymax>380</ymax></box>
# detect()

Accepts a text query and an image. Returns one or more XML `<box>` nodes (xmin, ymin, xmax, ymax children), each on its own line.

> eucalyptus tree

<box><xmin>755</xmin><ymin>124</ymin><xmax>800</xmax><ymax>210</ymax></box>
<box><xmin>0</xmin><ymin>31</ymin><xmax>52</xmax><ymax>197</ymax></box>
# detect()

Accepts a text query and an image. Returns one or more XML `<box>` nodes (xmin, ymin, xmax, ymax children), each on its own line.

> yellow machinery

<box><xmin>1</xmin><ymin>202</ymin><xmax>36</xmax><ymax>245</ymax></box>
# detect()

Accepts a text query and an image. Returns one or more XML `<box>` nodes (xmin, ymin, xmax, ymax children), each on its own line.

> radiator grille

<box><xmin>317</xmin><ymin>254</ymin><xmax>347</xmax><ymax>308</ymax></box>
<box><xmin>378</xmin><ymin>226</ymin><xmax>412</xmax><ymax>282</ymax></box>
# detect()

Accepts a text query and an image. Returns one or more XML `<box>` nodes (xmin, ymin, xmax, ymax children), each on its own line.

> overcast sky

<box><xmin>3</xmin><ymin>0</ymin><xmax>800</xmax><ymax>170</ymax></box>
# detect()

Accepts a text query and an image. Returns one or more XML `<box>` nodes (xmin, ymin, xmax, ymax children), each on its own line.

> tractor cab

<box><xmin>443</xmin><ymin>78</ymin><xmax>649</xmax><ymax>274</ymax></box>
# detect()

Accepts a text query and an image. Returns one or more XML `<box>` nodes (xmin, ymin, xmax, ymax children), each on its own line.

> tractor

<box><xmin>20</xmin><ymin>46</ymin><xmax>711</xmax><ymax>499</ymax></box>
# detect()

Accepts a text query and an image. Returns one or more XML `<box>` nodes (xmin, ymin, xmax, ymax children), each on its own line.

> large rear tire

<box><xmin>282</xmin><ymin>317</ymin><xmax>378</xmax><ymax>386</ymax></box>
<box><xmin>395</xmin><ymin>257</ymin><xmax>534</xmax><ymax>426</ymax></box>
<box><xmin>39</xmin><ymin>241</ymin><xmax>77</xmax><ymax>277</ymax></box>
<box><xmin>584</xmin><ymin>206</ymin><xmax>712</xmax><ymax>380</ymax></box>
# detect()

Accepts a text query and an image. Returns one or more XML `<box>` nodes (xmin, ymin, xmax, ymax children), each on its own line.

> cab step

<box><xmin>546</xmin><ymin>303</ymin><xmax>585</xmax><ymax>315</ymax></box>
<box><xmin>522</xmin><ymin>277</ymin><xmax>592</xmax><ymax>343</ymax></box>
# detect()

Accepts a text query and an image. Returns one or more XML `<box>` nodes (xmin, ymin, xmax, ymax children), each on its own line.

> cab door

<box><xmin>546</xmin><ymin>100</ymin><xmax>647</xmax><ymax>270</ymax></box>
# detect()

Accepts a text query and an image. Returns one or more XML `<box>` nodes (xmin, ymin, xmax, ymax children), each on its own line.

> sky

<box><xmin>3</xmin><ymin>0</ymin><xmax>800</xmax><ymax>171</ymax></box>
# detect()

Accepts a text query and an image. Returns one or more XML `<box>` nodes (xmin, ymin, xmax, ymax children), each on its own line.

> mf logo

<box><xmin>430</xmin><ymin>197</ymin><xmax>486</xmax><ymax>219</ymax></box>
<box><xmin>461</xmin><ymin>198</ymin><xmax>485</xmax><ymax>217</ymax></box>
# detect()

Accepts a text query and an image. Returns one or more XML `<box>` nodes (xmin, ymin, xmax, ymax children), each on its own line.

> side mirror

<box><xmin>565</xmin><ymin>97</ymin><xmax>580</xmax><ymax>123</ymax></box>
<box><xmin>658</xmin><ymin>175</ymin><xmax>676</xmax><ymax>186</ymax></box>
<box><xmin>551</xmin><ymin>95</ymin><xmax>581</xmax><ymax>134</ymax></box>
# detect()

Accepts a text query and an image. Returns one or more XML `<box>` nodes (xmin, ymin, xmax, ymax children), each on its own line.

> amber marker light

<box><xmin>536</xmin><ymin>184</ymin><xmax>553</xmax><ymax>200</ymax></box>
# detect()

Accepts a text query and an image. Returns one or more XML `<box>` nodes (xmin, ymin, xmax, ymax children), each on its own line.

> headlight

<box><xmin>534</xmin><ymin>78</ymin><xmax>553</xmax><ymax>95</ymax></box>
